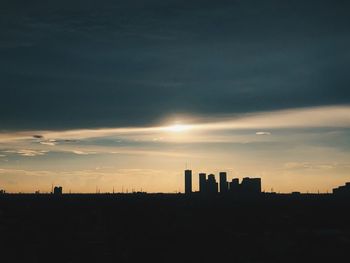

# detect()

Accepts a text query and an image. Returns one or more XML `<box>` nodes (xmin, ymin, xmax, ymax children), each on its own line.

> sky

<box><xmin>1</xmin><ymin>0</ymin><xmax>350</xmax><ymax>193</ymax></box>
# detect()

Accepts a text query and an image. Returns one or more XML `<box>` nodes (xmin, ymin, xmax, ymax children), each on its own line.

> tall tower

<box><xmin>199</xmin><ymin>173</ymin><xmax>207</xmax><ymax>194</ymax></box>
<box><xmin>207</xmin><ymin>174</ymin><xmax>218</xmax><ymax>194</ymax></box>
<box><xmin>184</xmin><ymin>169</ymin><xmax>192</xmax><ymax>194</ymax></box>
<box><xmin>219</xmin><ymin>172</ymin><xmax>228</xmax><ymax>193</ymax></box>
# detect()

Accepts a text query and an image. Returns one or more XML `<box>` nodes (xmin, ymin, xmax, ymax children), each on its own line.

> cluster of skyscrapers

<box><xmin>184</xmin><ymin>170</ymin><xmax>261</xmax><ymax>195</ymax></box>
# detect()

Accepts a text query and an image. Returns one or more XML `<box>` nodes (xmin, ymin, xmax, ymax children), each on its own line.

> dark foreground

<box><xmin>0</xmin><ymin>194</ymin><xmax>349</xmax><ymax>263</ymax></box>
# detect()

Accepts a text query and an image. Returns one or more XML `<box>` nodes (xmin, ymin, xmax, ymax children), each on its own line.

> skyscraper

<box><xmin>229</xmin><ymin>178</ymin><xmax>240</xmax><ymax>193</ymax></box>
<box><xmin>241</xmin><ymin>177</ymin><xmax>261</xmax><ymax>194</ymax></box>
<box><xmin>199</xmin><ymin>173</ymin><xmax>207</xmax><ymax>194</ymax></box>
<box><xmin>219</xmin><ymin>172</ymin><xmax>228</xmax><ymax>193</ymax></box>
<box><xmin>184</xmin><ymin>170</ymin><xmax>192</xmax><ymax>194</ymax></box>
<box><xmin>207</xmin><ymin>174</ymin><xmax>218</xmax><ymax>194</ymax></box>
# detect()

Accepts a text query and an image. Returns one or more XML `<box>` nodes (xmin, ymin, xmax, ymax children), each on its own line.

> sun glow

<box><xmin>165</xmin><ymin>124</ymin><xmax>191</xmax><ymax>132</ymax></box>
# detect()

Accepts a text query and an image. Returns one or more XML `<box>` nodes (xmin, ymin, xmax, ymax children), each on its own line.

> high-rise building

<box><xmin>229</xmin><ymin>178</ymin><xmax>240</xmax><ymax>193</ymax></box>
<box><xmin>241</xmin><ymin>177</ymin><xmax>261</xmax><ymax>194</ymax></box>
<box><xmin>199</xmin><ymin>173</ymin><xmax>207</xmax><ymax>194</ymax></box>
<box><xmin>219</xmin><ymin>172</ymin><xmax>228</xmax><ymax>193</ymax></box>
<box><xmin>184</xmin><ymin>170</ymin><xmax>192</xmax><ymax>194</ymax></box>
<box><xmin>207</xmin><ymin>174</ymin><xmax>218</xmax><ymax>194</ymax></box>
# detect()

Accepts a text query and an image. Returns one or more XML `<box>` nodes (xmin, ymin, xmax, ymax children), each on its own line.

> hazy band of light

<box><xmin>0</xmin><ymin>105</ymin><xmax>349</xmax><ymax>142</ymax></box>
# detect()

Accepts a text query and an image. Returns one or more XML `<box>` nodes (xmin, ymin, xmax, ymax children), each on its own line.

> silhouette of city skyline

<box><xmin>185</xmin><ymin>170</ymin><xmax>262</xmax><ymax>195</ymax></box>
<box><xmin>183</xmin><ymin>169</ymin><xmax>349</xmax><ymax>197</ymax></box>
<box><xmin>1</xmin><ymin>169</ymin><xmax>348</xmax><ymax>198</ymax></box>
<box><xmin>1</xmin><ymin>169</ymin><xmax>350</xmax><ymax>263</ymax></box>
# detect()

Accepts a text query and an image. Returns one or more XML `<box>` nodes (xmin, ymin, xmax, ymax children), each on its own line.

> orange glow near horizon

<box><xmin>1</xmin><ymin>105</ymin><xmax>350</xmax><ymax>194</ymax></box>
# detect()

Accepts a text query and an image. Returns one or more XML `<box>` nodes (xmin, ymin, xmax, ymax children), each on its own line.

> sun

<box><xmin>166</xmin><ymin>124</ymin><xmax>191</xmax><ymax>132</ymax></box>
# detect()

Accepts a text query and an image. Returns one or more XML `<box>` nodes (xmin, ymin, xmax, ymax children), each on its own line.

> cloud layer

<box><xmin>1</xmin><ymin>0</ymin><xmax>350</xmax><ymax>129</ymax></box>
<box><xmin>0</xmin><ymin>105</ymin><xmax>349</xmax><ymax>144</ymax></box>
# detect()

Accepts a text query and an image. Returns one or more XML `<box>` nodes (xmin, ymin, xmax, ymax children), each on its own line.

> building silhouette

<box><xmin>53</xmin><ymin>186</ymin><xmax>63</xmax><ymax>195</ymax></box>
<box><xmin>229</xmin><ymin>178</ymin><xmax>240</xmax><ymax>192</ymax></box>
<box><xmin>219</xmin><ymin>172</ymin><xmax>228</xmax><ymax>193</ymax></box>
<box><xmin>229</xmin><ymin>177</ymin><xmax>261</xmax><ymax>195</ymax></box>
<box><xmin>240</xmin><ymin>177</ymin><xmax>261</xmax><ymax>194</ymax></box>
<box><xmin>333</xmin><ymin>182</ymin><xmax>350</xmax><ymax>196</ymax></box>
<box><xmin>197</xmin><ymin>171</ymin><xmax>262</xmax><ymax>196</ymax></box>
<box><xmin>184</xmin><ymin>170</ymin><xmax>192</xmax><ymax>194</ymax></box>
<box><xmin>199</xmin><ymin>173</ymin><xmax>207</xmax><ymax>194</ymax></box>
<box><xmin>206</xmin><ymin>174</ymin><xmax>219</xmax><ymax>194</ymax></box>
<box><xmin>198</xmin><ymin>173</ymin><xmax>218</xmax><ymax>195</ymax></box>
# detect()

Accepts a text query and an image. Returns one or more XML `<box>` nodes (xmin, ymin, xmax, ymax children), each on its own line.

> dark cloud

<box><xmin>1</xmin><ymin>0</ymin><xmax>349</xmax><ymax>130</ymax></box>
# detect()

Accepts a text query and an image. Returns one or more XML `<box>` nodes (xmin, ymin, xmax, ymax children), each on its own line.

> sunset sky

<box><xmin>1</xmin><ymin>0</ymin><xmax>350</xmax><ymax>193</ymax></box>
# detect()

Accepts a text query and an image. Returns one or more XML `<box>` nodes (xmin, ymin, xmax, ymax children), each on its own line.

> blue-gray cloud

<box><xmin>1</xmin><ymin>0</ymin><xmax>349</xmax><ymax>130</ymax></box>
